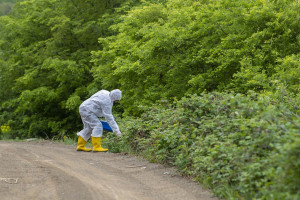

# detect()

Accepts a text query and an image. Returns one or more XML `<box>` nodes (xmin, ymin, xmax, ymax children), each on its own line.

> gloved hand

<box><xmin>116</xmin><ymin>130</ymin><xmax>122</xmax><ymax>136</ymax></box>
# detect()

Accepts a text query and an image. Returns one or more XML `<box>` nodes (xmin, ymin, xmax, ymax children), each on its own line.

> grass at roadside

<box><xmin>105</xmin><ymin>91</ymin><xmax>300</xmax><ymax>200</ymax></box>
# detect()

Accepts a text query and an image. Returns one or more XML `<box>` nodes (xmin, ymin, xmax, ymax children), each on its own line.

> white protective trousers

<box><xmin>77</xmin><ymin>107</ymin><xmax>104</xmax><ymax>141</ymax></box>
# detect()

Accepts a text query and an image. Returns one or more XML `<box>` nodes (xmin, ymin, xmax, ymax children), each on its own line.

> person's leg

<box><xmin>87</xmin><ymin>116</ymin><xmax>108</xmax><ymax>152</ymax></box>
<box><xmin>77</xmin><ymin>120</ymin><xmax>92</xmax><ymax>142</ymax></box>
<box><xmin>76</xmin><ymin>109</ymin><xmax>92</xmax><ymax>152</ymax></box>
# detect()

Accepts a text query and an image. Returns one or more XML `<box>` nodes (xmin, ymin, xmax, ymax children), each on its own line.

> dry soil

<box><xmin>0</xmin><ymin>140</ymin><xmax>217</xmax><ymax>200</ymax></box>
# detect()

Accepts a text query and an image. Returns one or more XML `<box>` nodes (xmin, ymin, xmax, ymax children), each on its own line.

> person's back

<box><xmin>81</xmin><ymin>90</ymin><xmax>111</xmax><ymax>117</ymax></box>
<box><xmin>90</xmin><ymin>90</ymin><xmax>109</xmax><ymax>99</ymax></box>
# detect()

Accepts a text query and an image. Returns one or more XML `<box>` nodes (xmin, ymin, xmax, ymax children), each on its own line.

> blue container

<box><xmin>101</xmin><ymin>121</ymin><xmax>113</xmax><ymax>132</ymax></box>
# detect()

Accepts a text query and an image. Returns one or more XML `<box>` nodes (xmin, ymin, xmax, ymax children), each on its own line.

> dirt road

<box><xmin>0</xmin><ymin>140</ymin><xmax>217</xmax><ymax>200</ymax></box>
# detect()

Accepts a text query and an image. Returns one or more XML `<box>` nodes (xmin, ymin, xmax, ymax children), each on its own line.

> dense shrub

<box><xmin>92</xmin><ymin>0</ymin><xmax>300</xmax><ymax>114</ymax></box>
<box><xmin>107</xmin><ymin>91</ymin><xmax>300</xmax><ymax>199</ymax></box>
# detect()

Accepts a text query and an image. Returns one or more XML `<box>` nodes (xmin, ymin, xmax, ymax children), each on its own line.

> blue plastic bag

<box><xmin>100</xmin><ymin>121</ymin><xmax>113</xmax><ymax>132</ymax></box>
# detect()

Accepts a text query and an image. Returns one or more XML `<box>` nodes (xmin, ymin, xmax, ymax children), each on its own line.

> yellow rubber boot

<box><xmin>76</xmin><ymin>136</ymin><xmax>92</xmax><ymax>152</ymax></box>
<box><xmin>92</xmin><ymin>137</ymin><xmax>108</xmax><ymax>152</ymax></box>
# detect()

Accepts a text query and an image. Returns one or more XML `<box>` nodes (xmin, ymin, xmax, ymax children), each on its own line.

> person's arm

<box><xmin>102</xmin><ymin>101</ymin><xmax>120</xmax><ymax>134</ymax></box>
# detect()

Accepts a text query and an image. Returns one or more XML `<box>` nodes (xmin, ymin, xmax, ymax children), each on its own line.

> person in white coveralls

<box><xmin>76</xmin><ymin>89</ymin><xmax>122</xmax><ymax>152</ymax></box>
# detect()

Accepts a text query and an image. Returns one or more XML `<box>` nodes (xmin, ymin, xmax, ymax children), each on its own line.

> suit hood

<box><xmin>109</xmin><ymin>89</ymin><xmax>122</xmax><ymax>101</ymax></box>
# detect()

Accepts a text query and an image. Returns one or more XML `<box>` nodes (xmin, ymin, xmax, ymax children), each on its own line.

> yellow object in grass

<box><xmin>0</xmin><ymin>125</ymin><xmax>11</xmax><ymax>133</ymax></box>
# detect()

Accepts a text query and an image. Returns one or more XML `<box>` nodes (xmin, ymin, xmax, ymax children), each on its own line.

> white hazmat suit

<box><xmin>77</xmin><ymin>89</ymin><xmax>122</xmax><ymax>142</ymax></box>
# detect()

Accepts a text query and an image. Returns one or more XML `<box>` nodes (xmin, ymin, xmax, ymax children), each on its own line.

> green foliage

<box><xmin>0</xmin><ymin>0</ymin><xmax>299</xmax><ymax>199</ymax></box>
<box><xmin>0</xmin><ymin>0</ymin><xmax>139</xmax><ymax>138</ymax></box>
<box><xmin>273</xmin><ymin>54</ymin><xmax>300</xmax><ymax>94</ymax></box>
<box><xmin>107</xmin><ymin>92</ymin><xmax>300</xmax><ymax>199</ymax></box>
<box><xmin>0</xmin><ymin>2</ymin><xmax>13</xmax><ymax>16</ymax></box>
<box><xmin>0</xmin><ymin>0</ymin><xmax>18</xmax><ymax>16</ymax></box>
<box><xmin>92</xmin><ymin>0</ymin><xmax>300</xmax><ymax>114</ymax></box>
<box><xmin>1</xmin><ymin>0</ymin><xmax>299</xmax><ymax>134</ymax></box>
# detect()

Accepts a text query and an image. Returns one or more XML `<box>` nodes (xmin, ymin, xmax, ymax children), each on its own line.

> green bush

<box><xmin>108</xmin><ymin>91</ymin><xmax>300</xmax><ymax>199</ymax></box>
<box><xmin>92</xmin><ymin>0</ymin><xmax>300</xmax><ymax>114</ymax></box>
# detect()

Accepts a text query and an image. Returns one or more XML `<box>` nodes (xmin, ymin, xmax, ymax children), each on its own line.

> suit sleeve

<box><xmin>102</xmin><ymin>101</ymin><xmax>120</xmax><ymax>132</ymax></box>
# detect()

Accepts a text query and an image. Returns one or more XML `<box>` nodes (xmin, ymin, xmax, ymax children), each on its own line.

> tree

<box><xmin>91</xmin><ymin>0</ymin><xmax>300</xmax><ymax>114</ymax></box>
<box><xmin>0</xmin><ymin>0</ymin><xmax>138</xmax><ymax>138</ymax></box>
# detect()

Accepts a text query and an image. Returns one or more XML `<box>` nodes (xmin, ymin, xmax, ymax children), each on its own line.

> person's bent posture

<box><xmin>76</xmin><ymin>89</ymin><xmax>122</xmax><ymax>152</ymax></box>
